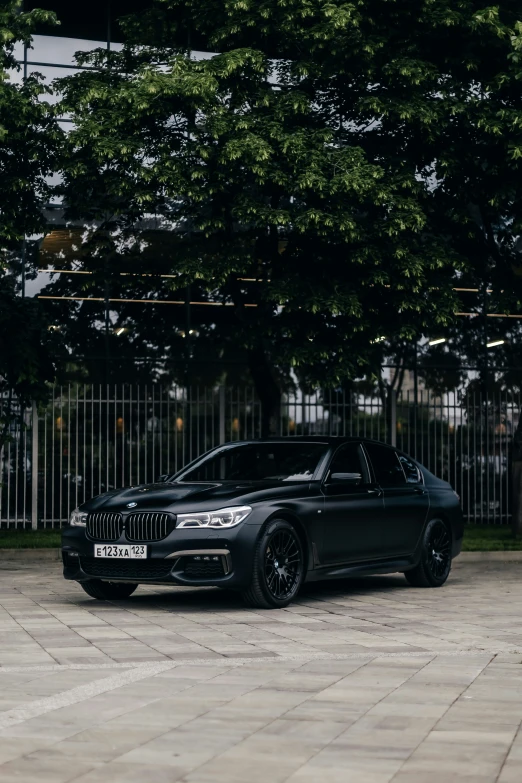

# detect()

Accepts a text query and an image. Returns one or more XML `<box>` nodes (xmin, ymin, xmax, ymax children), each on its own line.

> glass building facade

<box><xmin>16</xmin><ymin>2</ymin><xmax>148</xmax><ymax>105</ymax></box>
<box><xmin>20</xmin><ymin>2</ymin><xmax>194</xmax><ymax>75</ymax></box>
<box><xmin>13</xmin><ymin>2</ymin><xmax>235</xmax><ymax>382</ymax></box>
<box><xmin>15</xmin><ymin>2</ymin><xmax>151</xmax><ymax>297</ymax></box>
<box><xmin>24</xmin><ymin>1</ymin><xmax>148</xmax><ymax>49</ymax></box>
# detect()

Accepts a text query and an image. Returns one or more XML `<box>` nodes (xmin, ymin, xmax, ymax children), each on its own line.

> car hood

<box><xmin>82</xmin><ymin>480</ymin><xmax>312</xmax><ymax>513</ymax></box>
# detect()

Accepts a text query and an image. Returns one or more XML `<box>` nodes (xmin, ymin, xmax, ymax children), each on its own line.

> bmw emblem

<box><xmin>126</xmin><ymin>502</ymin><xmax>137</xmax><ymax>508</ymax></box>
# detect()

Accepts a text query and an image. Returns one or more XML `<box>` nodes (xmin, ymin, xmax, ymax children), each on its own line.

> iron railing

<box><xmin>1</xmin><ymin>384</ymin><xmax>519</xmax><ymax>527</ymax></box>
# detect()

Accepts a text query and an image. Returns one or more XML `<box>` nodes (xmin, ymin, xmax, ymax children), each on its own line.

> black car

<box><xmin>62</xmin><ymin>437</ymin><xmax>463</xmax><ymax>608</ymax></box>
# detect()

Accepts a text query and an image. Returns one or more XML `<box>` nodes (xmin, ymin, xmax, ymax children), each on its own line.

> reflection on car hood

<box><xmin>82</xmin><ymin>480</ymin><xmax>311</xmax><ymax>513</ymax></box>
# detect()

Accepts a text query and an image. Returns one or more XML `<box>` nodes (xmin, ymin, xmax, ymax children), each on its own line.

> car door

<box><xmin>320</xmin><ymin>442</ymin><xmax>387</xmax><ymax>564</ymax></box>
<box><xmin>363</xmin><ymin>443</ymin><xmax>429</xmax><ymax>556</ymax></box>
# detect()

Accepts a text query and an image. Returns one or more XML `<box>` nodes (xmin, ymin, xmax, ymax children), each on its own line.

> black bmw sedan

<box><xmin>62</xmin><ymin>437</ymin><xmax>463</xmax><ymax>608</ymax></box>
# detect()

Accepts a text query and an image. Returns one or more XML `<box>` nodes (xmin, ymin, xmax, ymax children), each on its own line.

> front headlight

<box><xmin>70</xmin><ymin>508</ymin><xmax>87</xmax><ymax>527</ymax></box>
<box><xmin>176</xmin><ymin>505</ymin><xmax>252</xmax><ymax>529</ymax></box>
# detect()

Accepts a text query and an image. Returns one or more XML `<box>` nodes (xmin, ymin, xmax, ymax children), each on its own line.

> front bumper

<box><xmin>61</xmin><ymin>521</ymin><xmax>262</xmax><ymax>588</ymax></box>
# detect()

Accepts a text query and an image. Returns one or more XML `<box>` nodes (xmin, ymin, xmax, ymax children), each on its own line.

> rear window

<box><xmin>398</xmin><ymin>454</ymin><xmax>421</xmax><ymax>484</ymax></box>
<box><xmin>364</xmin><ymin>443</ymin><xmax>406</xmax><ymax>486</ymax></box>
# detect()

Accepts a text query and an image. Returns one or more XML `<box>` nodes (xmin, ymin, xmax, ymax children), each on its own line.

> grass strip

<box><xmin>0</xmin><ymin>525</ymin><xmax>521</xmax><ymax>551</ymax></box>
<box><xmin>0</xmin><ymin>529</ymin><xmax>61</xmax><ymax>548</ymax></box>
<box><xmin>462</xmin><ymin>525</ymin><xmax>522</xmax><ymax>551</ymax></box>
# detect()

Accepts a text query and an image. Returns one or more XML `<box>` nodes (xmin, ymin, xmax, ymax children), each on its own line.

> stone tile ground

<box><xmin>1</xmin><ymin>558</ymin><xmax>522</xmax><ymax>781</ymax></box>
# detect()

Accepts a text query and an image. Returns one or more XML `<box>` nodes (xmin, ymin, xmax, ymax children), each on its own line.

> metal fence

<box><xmin>1</xmin><ymin>384</ymin><xmax>519</xmax><ymax>527</ymax></box>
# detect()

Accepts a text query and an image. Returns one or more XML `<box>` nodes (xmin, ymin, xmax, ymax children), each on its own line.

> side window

<box><xmin>364</xmin><ymin>443</ymin><xmax>406</xmax><ymax>486</ymax></box>
<box><xmin>398</xmin><ymin>454</ymin><xmax>421</xmax><ymax>484</ymax></box>
<box><xmin>328</xmin><ymin>443</ymin><xmax>367</xmax><ymax>482</ymax></box>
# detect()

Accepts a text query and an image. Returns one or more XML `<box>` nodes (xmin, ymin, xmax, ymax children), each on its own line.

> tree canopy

<box><xmin>47</xmin><ymin>0</ymin><xmax>522</xmax><ymax>431</ymax></box>
<box><xmin>0</xmin><ymin>0</ymin><xmax>62</xmax><ymax>450</ymax></box>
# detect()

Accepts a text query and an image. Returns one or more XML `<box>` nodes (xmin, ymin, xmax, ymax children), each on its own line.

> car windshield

<box><xmin>175</xmin><ymin>442</ymin><xmax>329</xmax><ymax>483</ymax></box>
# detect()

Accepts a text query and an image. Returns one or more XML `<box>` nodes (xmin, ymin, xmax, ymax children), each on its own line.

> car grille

<box><xmin>86</xmin><ymin>512</ymin><xmax>123</xmax><ymax>542</ymax></box>
<box><xmin>80</xmin><ymin>557</ymin><xmax>173</xmax><ymax>581</ymax></box>
<box><xmin>183</xmin><ymin>558</ymin><xmax>225</xmax><ymax>578</ymax></box>
<box><xmin>125</xmin><ymin>512</ymin><xmax>175</xmax><ymax>542</ymax></box>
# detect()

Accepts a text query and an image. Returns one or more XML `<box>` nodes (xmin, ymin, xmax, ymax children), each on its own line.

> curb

<box><xmin>458</xmin><ymin>551</ymin><xmax>522</xmax><ymax>562</ymax></box>
<box><xmin>1</xmin><ymin>549</ymin><xmax>522</xmax><ymax>564</ymax></box>
<box><xmin>0</xmin><ymin>549</ymin><xmax>61</xmax><ymax>562</ymax></box>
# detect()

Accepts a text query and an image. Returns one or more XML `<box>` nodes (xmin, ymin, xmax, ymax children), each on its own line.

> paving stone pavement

<box><xmin>1</xmin><ymin>557</ymin><xmax>522</xmax><ymax>782</ymax></box>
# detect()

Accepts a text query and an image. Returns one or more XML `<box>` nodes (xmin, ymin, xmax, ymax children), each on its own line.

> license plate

<box><xmin>94</xmin><ymin>544</ymin><xmax>147</xmax><ymax>559</ymax></box>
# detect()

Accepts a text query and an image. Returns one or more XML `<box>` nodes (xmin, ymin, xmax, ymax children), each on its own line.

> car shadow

<box><xmin>300</xmin><ymin>573</ymin><xmax>410</xmax><ymax>597</ymax></box>
<box><xmin>118</xmin><ymin>573</ymin><xmax>410</xmax><ymax>612</ymax></box>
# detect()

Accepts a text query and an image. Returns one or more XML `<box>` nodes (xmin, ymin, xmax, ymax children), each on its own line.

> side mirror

<box><xmin>329</xmin><ymin>472</ymin><xmax>362</xmax><ymax>485</ymax></box>
<box><xmin>156</xmin><ymin>474</ymin><xmax>169</xmax><ymax>483</ymax></box>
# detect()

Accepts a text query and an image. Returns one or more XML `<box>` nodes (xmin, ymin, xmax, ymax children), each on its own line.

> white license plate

<box><xmin>94</xmin><ymin>544</ymin><xmax>147</xmax><ymax>559</ymax></box>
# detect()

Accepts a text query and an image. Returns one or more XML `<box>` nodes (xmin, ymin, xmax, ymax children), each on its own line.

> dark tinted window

<box><xmin>328</xmin><ymin>443</ymin><xmax>367</xmax><ymax>480</ymax></box>
<box><xmin>365</xmin><ymin>443</ymin><xmax>406</xmax><ymax>486</ymax></box>
<box><xmin>177</xmin><ymin>443</ymin><xmax>328</xmax><ymax>482</ymax></box>
<box><xmin>398</xmin><ymin>454</ymin><xmax>421</xmax><ymax>484</ymax></box>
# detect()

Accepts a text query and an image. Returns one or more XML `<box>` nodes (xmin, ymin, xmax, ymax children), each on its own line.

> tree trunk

<box><xmin>377</xmin><ymin>374</ymin><xmax>387</xmax><ymax>408</ymax></box>
<box><xmin>247</xmin><ymin>346</ymin><xmax>281</xmax><ymax>437</ymax></box>
<box><xmin>512</xmin><ymin>416</ymin><xmax>522</xmax><ymax>536</ymax></box>
<box><xmin>0</xmin><ymin>427</ymin><xmax>9</xmax><ymax>462</ymax></box>
<box><xmin>0</xmin><ymin>390</ymin><xmax>14</xmax><ymax>466</ymax></box>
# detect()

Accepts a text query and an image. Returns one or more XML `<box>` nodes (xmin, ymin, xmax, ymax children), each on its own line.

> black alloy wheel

<box><xmin>405</xmin><ymin>518</ymin><xmax>452</xmax><ymax>588</ymax></box>
<box><xmin>79</xmin><ymin>580</ymin><xmax>138</xmax><ymax>600</ymax></box>
<box><xmin>426</xmin><ymin>520</ymin><xmax>452</xmax><ymax>580</ymax></box>
<box><xmin>242</xmin><ymin>519</ymin><xmax>304</xmax><ymax>608</ymax></box>
<box><xmin>264</xmin><ymin>528</ymin><xmax>302</xmax><ymax>600</ymax></box>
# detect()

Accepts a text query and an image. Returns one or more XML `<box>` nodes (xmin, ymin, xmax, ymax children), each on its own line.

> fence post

<box><xmin>219</xmin><ymin>386</ymin><xmax>226</xmax><ymax>444</ymax></box>
<box><xmin>31</xmin><ymin>401</ymin><xmax>38</xmax><ymax>529</ymax></box>
<box><xmin>387</xmin><ymin>387</ymin><xmax>397</xmax><ymax>447</ymax></box>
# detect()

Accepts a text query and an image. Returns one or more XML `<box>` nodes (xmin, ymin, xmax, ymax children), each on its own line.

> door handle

<box><xmin>414</xmin><ymin>488</ymin><xmax>427</xmax><ymax>495</ymax></box>
<box><xmin>367</xmin><ymin>488</ymin><xmax>382</xmax><ymax>497</ymax></box>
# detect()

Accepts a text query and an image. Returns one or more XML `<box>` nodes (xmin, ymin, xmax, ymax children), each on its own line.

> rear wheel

<box><xmin>242</xmin><ymin>520</ymin><xmax>304</xmax><ymax>609</ymax></box>
<box><xmin>79</xmin><ymin>580</ymin><xmax>138</xmax><ymax>600</ymax></box>
<box><xmin>405</xmin><ymin>518</ymin><xmax>452</xmax><ymax>588</ymax></box>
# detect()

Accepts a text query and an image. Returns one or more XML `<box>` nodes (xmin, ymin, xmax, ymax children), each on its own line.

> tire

<box><xmin>242</xmin><ymin>519</ymin><xmax>304</xmax><ymax>609</ymax></box>
<box><xmin>79</xmin><ymin>580</ymin><xmax>138</xmax><ymax>600</ymax></box>
<box><xmin>405</xmin><ymin>518</ymin><xmax>452</xmax><ymax>588</ymax></box>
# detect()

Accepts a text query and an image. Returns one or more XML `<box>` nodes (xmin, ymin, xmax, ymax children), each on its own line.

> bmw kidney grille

<box><xmin>86</xmin><ymin>511</ymin><xmax>175</xmax><ymax>542</ymax></box>
<box><xmin>125</xmin><ymin>512</ymin><xmax>175</xmax><ymax>542</ymax></box>
<box><xmin>86</xmin><ymin>512</ymin><xmax>124</xmax><ymax>542</ymax></box>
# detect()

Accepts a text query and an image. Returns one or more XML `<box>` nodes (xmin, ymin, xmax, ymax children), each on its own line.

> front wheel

<box><xmin>80</xmin><ymin>580</ymin><xmax>138</xmax><ymax>600</ymax></box>
<box><xmin>242</xmin><ymin>520</ymin><xmax>304</xmax><ymax>609</ymax></box>
<box><xmin>405</xmin><ymin>518</ymin><xmax>452</xmax><ymax>588</ymax></box>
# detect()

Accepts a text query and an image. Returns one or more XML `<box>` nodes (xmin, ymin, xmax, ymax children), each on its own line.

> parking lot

<box><xmin>1</xmin><ymin>558</ymin><xmax>522</xmax><ymax>782</ymax></box>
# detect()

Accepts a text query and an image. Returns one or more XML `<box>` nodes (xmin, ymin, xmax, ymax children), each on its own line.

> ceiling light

<box><xmin>428</xmin><ymin>338</ymin><xmax>446</xmax><ymax>346</ymax></box>
<box><xmin>38</xmin><ymin>296</ymin><xmax>257</xmax><ymax>307</ymax></box>
<box><xmin>487</xmin><ymin>340</ymin><xmax>505</xmax><ymax>348</ymax></box>
<box><xmin>115</xmin><ymin>327</ymin><xmax>125</xmax><ymax>336</ymax></box>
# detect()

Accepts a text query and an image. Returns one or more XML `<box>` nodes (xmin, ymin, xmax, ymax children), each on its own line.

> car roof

<box><xmin>221</xmin><ymin>436</ymin><xmax>394</xmax><ymax>446</ymax></box>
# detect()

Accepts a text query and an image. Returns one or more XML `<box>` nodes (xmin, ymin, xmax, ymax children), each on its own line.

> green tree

<box><xmin>0</xmin><ymin>1</ymin><xmax>62</xmax><ymax>452</ymax></box>
<box><xmin>51</xmin><ymin>0</ymin><xmax>469</xmax><ymax>435</ymax></box>
<box><xmin>173</xmin><ymin>0</ymin><xmax>522</xmax><ymax>527</ymax></box>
